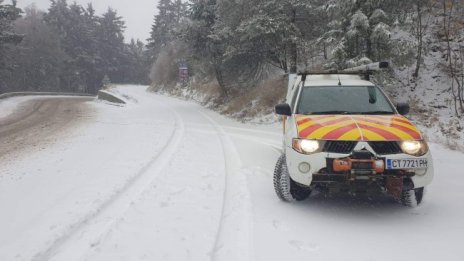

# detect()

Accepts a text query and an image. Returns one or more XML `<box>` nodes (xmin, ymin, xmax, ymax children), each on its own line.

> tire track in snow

<box><xmin>31</xmin><ymin>106</ymin><xmax>186</xmax><ymax>261</ymax></box>
<box><xmin>199</xmin><ymin>111</ymin><xmax>256</xmax><ymax>261</ymax></box>
<box><xmin>222</xmin><ymin>126</ymin><xmax>281</xmax><ymax>137</ymax></box>
<box><xmin>226</xmin><ymin>132</ymin><xmax>282</xmax><ymax>154</ymax></box>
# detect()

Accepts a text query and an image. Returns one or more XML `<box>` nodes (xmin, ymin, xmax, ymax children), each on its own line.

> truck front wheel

<box><xmin>400</xmin><ymin>187</ymin><xmax>425</xmax><ymax>207</ymax></box>
<box><xmin>273</xmin><ymin>154</ymin><xmax>311</xmax><ymax>202</ymax></box>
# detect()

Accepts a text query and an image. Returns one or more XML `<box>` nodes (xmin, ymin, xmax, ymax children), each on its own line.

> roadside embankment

<box><xmin>0</xmin><ymin>92</ymin><xmax>94</xmax><ymax>100</ymax></box>
<box><xmin>0</xmin><ymin>90</ymin><xmax>128</xmax><ymax>105</ymax></box>
<box><xmin>97</xmin><ymin>90</ymin><xmax>126</xmax><ymax>104</ymax></box>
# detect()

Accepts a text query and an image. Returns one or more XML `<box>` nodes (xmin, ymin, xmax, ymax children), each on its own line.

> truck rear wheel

<box><xmin>273</xmin><ymin>154</ymin><xmax>311</xmax><ymax>202</ymax></box>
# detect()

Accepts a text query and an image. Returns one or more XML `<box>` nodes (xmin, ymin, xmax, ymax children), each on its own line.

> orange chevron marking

<box><xmin>357</xmin><ymin>123</ymin><xmax>402</xmax><ymax>140</ymax></box>
<box><xmin>356</xmin><ymin>121</ymin><xmax>415</xmax><ymax>140</ymax></box>
<box><xmin>296</xmin><ymin>115</ymin><xmax>334</xmax><ymax>125</ymax></box>
<box><xmin>309</xmin><ymin>121</ymin><xmax>357</xmax><ymax>139</ymax></box>
<box><xmin>297</xmin><ymin>115</ymin><xmax>349</xmax><ymax>131</ymax></box>
<box><xmin>298</xmin><ymin>117</ymin><xmax>353</xmax><ymax>138</ymax></box>
<box><xmin>361</xmin><ymin>129</ymin><xmax>387</xmax><ymax>141</ymax></box>
<box><xmin>322</xmin><ymin>124</ymin><xmax>360</xmax><ymax>140</ymax></box>
<box><xmin>351</xmin><ymin>116</ymin><xmax>419</xmax><ymax>134</ymax></box>
<box><xmin>296</xmin><ymin>115</ymin><xmax>423</xmax><ymax>141</ymax></box>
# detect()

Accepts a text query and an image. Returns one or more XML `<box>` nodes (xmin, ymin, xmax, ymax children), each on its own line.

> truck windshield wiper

<box><xmin>360</xmin><ymin>111</ymin><xmax>395</xmax><ymax>115</ymax></box>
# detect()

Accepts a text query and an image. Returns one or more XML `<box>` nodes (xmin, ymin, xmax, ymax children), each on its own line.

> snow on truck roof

<box><xmin>304</xmin><ymin>74</ymin><xmax>375</xmax><ymax>87</ymax></box>
<box><xmin>292</xmin><ymin>62</ymin><xmax>389</xmax><ymax>88</ymax></box>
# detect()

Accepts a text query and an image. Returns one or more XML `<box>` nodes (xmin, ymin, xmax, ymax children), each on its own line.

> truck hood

<box><xmin>295</xmin><ymin>115</ymin><xmax>423</xmax><ymax>141</ymax></box>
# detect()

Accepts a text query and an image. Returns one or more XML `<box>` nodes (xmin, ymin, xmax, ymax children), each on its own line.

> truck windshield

<box><xmin>296</xmin><ymin>86</ymin><xmax>395</xmax><ymax>115</ymax></box>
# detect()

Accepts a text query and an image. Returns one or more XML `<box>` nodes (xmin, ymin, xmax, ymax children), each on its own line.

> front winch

<box><xmin>333</xmin><ymin>158</ymin><xmax>385</xmax><ymax>175</ymax></box>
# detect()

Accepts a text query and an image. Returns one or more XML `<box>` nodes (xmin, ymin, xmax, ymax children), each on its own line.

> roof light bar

<box><xmin>298</xmin><ymin>62</ymin><xmax>389</xmax><ymax>76</ymax></box>
<box><xmin>342</xmin><ymin>62</ymin><xmax>389</xmax><ymax>73</ymax></box>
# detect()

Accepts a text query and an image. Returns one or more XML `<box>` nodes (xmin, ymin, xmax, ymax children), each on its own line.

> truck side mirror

<box><xmin>275</xmin><ymin>104</ymin><xmax>292</xmax><ymax>116</ymax></box>
<box><xmin>396</xmin><ymin>103</ymin><xmax>410</xmax><ymax>115</ymax></box>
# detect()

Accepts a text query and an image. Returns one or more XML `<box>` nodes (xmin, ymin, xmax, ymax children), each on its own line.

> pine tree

<box><xmin>186</xmin><ymin>0</ymin><xmax>216</xmax><ymax>57</ymax></box>
<box><xmin>0</xmin><ymin>0</ymin><xmax>23</xmax><ymax>93</ymax></box>
<box><xmin>0</xmin><ymin>0</ymin><xmax>22</xmax><ymax>46</ymax></box>
<box><xmin>185</xmin><ymin>0</ymin><xmax>229</xmax><ymax>92</ymax></box>
<box><xmin>44</xmin><ymin>1</ymin><xmax>131</xmax><ymax>93</ymax></box>
<box><xmin>222</xmin><ymin>0</ymin><xmax>314</xmax><ymax>73</ymax></box>
<box><xmin>147</xmin><ymin>0</ymin><xmax>187</xmax><ymax>61</ymax></box>
<box><xmin>126</xmin><ymin>39</ymin><xmax>150</xmax><ymax>84</ymax></box>
<box><xmin>97</xmin><ymin>7</ymin><xmax>127</xmax><ymax>84</ymax></box>
<box><xmin>10</xmin><ymin>6</ymin><xmax>65</xmax><ymax>92</ymax></box>
<box><xmin>334</xmin><ymin>0</ymin><xmax>393</xmax><ymax>64</ymax></box>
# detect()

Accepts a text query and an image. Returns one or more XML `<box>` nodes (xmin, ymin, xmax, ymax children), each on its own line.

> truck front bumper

<box><xmin>286</xmin><ymin>146</ymin><xmax>434</xmax><ymax>189</ymax></box>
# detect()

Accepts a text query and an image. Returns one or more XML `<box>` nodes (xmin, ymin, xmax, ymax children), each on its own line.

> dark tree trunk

<box><xmin>323</xmin><ymin>42</ymin><xmax>328</xmax><ymax>60</ymax></box>
<box><xmin>289</xmin><ymin>42</ymin><xmax>298</xmax><ymax>73</ymax></box>
<box><xmin>366</xmin><ymin>37</ymin><xmax>372</xmax><ymax>58</ymax></box>
<box><xmin>214</xmin><ymin>62</ymin><xmax>228</xmax><ymax>99</ymax></box>
<box><xmin>289</xmin><ymin>8</ymin><xmax>298</xmax><ymax>73</ymax></box>
<box><xmin>413</xmin><ymin>0</ymin><xmax>423</xmax><ymax>78</ymax></box>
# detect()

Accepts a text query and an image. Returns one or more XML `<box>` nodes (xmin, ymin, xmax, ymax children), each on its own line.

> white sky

<box><xmin>16</xmin><ymin>0</ymin><xmax>159</xmax><ymax>42</ymax></box>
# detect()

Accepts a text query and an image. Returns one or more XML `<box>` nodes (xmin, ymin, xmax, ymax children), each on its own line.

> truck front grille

<box><xmin>323</xmin><ymin>141</ymin><xmax>357</xmax><ymax>154</ymax></box>
<box><xmin>369</xmin><ymin>141</ymin><xmax>402</xmax><ymax>155</ymax></box>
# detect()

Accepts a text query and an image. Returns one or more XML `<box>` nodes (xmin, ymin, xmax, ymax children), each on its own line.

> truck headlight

<box><xmin>292</xmin><ymin>139</ymin><xmax>322</xmax><ymax>154</ymax></box>
<box><xmin>399</xmin><ymin>140</ymin><xmax>429</xmax><ymax>156</ymax></box>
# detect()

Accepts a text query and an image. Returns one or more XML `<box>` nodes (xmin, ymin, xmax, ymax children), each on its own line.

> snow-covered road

<box><xmin>0</xmin><ymin>85</ymin><xmax>463</xmax><ymax>261</ymax></box>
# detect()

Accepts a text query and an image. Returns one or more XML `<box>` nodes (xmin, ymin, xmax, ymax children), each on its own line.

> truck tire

<box><xmin>273</xmin><ymin>154</ymin><xmax>311</xmax><ymax>202</ymax></box>
<box><xmin>400</xmin><ymin>187</ymin><xmax>425</xmax><ymax>207</ymax></box>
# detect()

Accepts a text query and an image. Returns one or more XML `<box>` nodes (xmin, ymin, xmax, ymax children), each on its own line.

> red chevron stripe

<box><xmin>356</xmin><ymin>118</ymin><xmax>419</xmax><ymax>134</ymax></box>
<box><xmin>299</xmin><ymin>124</ymin><xmax>325</xmax><ymax>138</ymax></box>
<box><xmin>299</xmin><ymin>117</ymin><xmax>352</xmax><ymax>137</ymax></box>
<box><xmin>351</xmin><ymin>116</ymin><xmax>390</xmax><ymax>125</ymax></box>
<box><xmin>296</xmin><ymin>117</ymin><xmax>318</xmax><ymax>125</ymax></box>
<box><xmin>358</xmin><ymin>124</ymin><xmax>401</xmax><ymax>140</ymax></box>
<box><xmin>392</xmin><ymin>117</ymin><xmax>413</xmax><ymax>125</ymax></box>
<box><xmin>321</xmin><ymin>123</ymin><xmax>358</xmax><ymax>140</ymax></box>
<box><xmin>296</xmin><ymin>115</ymin><xmax>334</xmax><ymax>125</ymax></box>
<box><xmin>353</xmin><ymin>117</ymin><xmax>421</xmax><ymax>140</ymax></box>
<box><xmin>296</xmin><ymin>118</ymin><xmax>311</xmax><ymax>125</ymax></box>
<box><xmin>352</xmin><ymin>116</ymin><xmax>401</xmax><ymax>126</ymax></box>
<box><xmin>369</xmin><ymin>115</ymin><xmax>411</xmax><ymax>126</ymax></box>
<box><xmin>389</xmin><ymin>123</ymin><xmax>421</xmax><ymax>139</ymax></box>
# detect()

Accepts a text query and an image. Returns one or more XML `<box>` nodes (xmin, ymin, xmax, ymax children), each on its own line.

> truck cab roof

<box><xmin>286</xmin><ymin>74</ymin><xmax>375</xmax><ymax>104</ymax></box>
<box><xmin>304</xmin><ymin>74</ymin><xmax>375</xmax><ymax>87</ymax></box>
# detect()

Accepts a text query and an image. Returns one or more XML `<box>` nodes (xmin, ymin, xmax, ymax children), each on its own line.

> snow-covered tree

<box><xmin>97</xmin><ymin>8</ymin><xmax>127</xmax><ymax>84</ymax></box>
<box><xmin>9</xmin><ymin>6</ymin><xmax>65</xmax><ymax>92</ymax></box>
<box><xmin>125</xmin><ymin>39</ymin><xmax>150</xmax><ymax>84</ymax></box>
<box><xmin>0</xmin><ymin>0</ymin><xmax>22</xmax><ymax>46</ymax></box>
<box><xmin>325</xmin><ymin>0</ymin><xmax>394</xmax><ymax>66</ymax></box>
<box><xmin>147</xmin><ymin>0</ymin><xmax>187</xmax><ymax>61</ymax></box>
<box><xmin>42</xmin><ymin>0</ymin><xmax>136</xmax><ymax>93</ymax></box>
<box><xmin>0</xmin><ymin>0</ymin><xmax>23</xmax><ymax>93</ymax></box>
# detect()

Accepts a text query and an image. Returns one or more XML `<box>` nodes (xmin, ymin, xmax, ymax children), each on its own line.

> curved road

<box><xmin>0</xmin><ymin>97</ymin><xmax>94</xmax><ymax>158</ymax></box>
<box><xmin>0</xmin><ymin>88</ymin><xmax>462</xmax><ymax>261</ymax></box>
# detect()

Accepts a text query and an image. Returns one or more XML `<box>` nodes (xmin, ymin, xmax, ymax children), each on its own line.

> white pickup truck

<box><xmin>273</xmin><ymin>63</ymin><xmax>434</xmax><ymax>207</ymax></box>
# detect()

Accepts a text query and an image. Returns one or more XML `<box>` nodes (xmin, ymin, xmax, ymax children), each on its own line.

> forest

<box><xmin>148</xmin><ymin>0</ymin><xmax>464</xmax><ymax>118</ymax></box>
<box><xmin>0</xmin><ymin>0</ymin><xmax>463</xmax><ymax>117</ymax></box>
<box><xmin>0</xmin><ymin>0</ymin><xmax>150</xmax><ymax>94</ymax></box>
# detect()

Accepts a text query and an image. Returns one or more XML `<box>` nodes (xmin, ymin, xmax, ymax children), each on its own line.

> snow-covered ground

<box><xmin>0</xmin><ymin>96</ymin><xmax>37</xmax><ymax>120</ymax></box>
<box><xmin>388</xmin><ymin>27</ymin><xmax>464</xmax><ymax>151</ymax></box>
<box><xmin>0</xmin><ymin>85</ymin><xmax>463</xmax><ymax>261</ymax></box>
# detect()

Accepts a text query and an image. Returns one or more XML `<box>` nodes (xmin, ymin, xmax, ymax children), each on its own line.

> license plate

<box><xmin>386</xmin><ymin>159</ymin><xmax>428</xmax><ymax>169</ymax></box>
